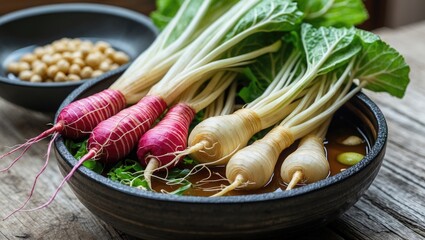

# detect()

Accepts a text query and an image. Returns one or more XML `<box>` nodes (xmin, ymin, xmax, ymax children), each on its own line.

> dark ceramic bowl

<box><xmin>54</xmin><ymin>76</ymin><xmax>387</xmax><ymax>239</ymax></box>
<box><xmin>0</xmin><ymin>3</ymin><xmax>157</xmax><ymax>112</ymax></box>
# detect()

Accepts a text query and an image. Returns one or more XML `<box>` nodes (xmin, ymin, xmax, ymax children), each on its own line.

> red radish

<box><xmin>0</xmin><ymin>89</ymin><xmax>126</xmax><ymax>171</ymax></box>
<box><xmin>137</xmin><ymin>103</ymin><xmax>195</xmax><ymax>188</ymax></box>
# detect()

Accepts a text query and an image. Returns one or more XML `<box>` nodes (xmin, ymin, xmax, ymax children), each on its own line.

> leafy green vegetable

<box><xmin>301</xmin><ymin>23</ymin><xmax>361</xmax><ymax>75</ymax></box>
<box><xmin>239</xmin><ymin>23</ymin><xmax>361</xmax><ymax>107</ymax></box>
<box><xmin>224</xmin><ymin>0</ymin><xmax>303</xmax><ymax>41</ymax></box>
<box><xmin>295</xmin><ymin>0</ymin><xmax>368</xmax><ymax>27</ymax></box>
<box><xmin>108</xmin><ymin>159</ymin><xmax>148</xmax><ymax>189</ymax></box>
<box><xmin>65</xmin><ymin>139</ymin><xmax>104</xmax><ymax>174</ymax></box>
<box><xmin>64</xmin><ymin>138</ymin><xmax>83</xmax><ymax>154</ymax></box>
<box><xmin>167</xmin><ymin>168</ymin><xmax>191</xmax><ymax>179</ymax></box>
<box><xmin>182</xmin><ymin>156</ymin><xmax>198</xmax><ymax>166</ymax></box>
<box><xmin>238</xmin><ymin>40</ymin><xmax>299</xmax><ymax>103</ymax></box>
<box><xmin>238</xmin><ymin>67</ymin><xmax>267</xmax><ymax>103</ymax></box>
<box><xmin>168</xmin><ymin>181</ymin><xmax>192</xmax><ymax>195</ymax></box>
<box><xmin>180</xmin><ymin>0</ymin><xmax>303</xmax><ymax>66</ymax></box>
<box><xmin>151</xmin><ymin>0</ymin><xmax>304</xmax><ymax>104</ymax></box>
<box><xmin>150</xmin><ymin>0</ymin><xmax>184</xmax><ymax>30</ymax></box>
<box><xmin>353</xmin><ymin>30</ymin><xmax>410</xmax><ymax>98</ymax></box>
<box><xmin>151</xmin><ymin>0</ymin><xmax>238</xmax><ymax>46</ymax></box>
<box><xmin>82</xmin><ymin>160</ymin><xmax>104</xmax><ymax>175</ymax></box>
<box><xmin>106</xmin><ymin>159</ymin><xmax>194</xmax><ymax>194</ymax></box>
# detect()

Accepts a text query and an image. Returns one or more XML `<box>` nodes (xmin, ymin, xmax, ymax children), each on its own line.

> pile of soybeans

<box><xmin>7</xmin><ymin>38</ymin><xmax>129</xmax><ymax>83</ymax></box>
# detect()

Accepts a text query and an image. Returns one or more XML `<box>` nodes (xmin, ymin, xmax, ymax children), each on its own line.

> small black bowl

<box><xmin>0</xmin><ymin>3</ymin><xmax>157</xmax><ymax>112</ymax></box>
<box><xmin>54</xmin><ymin>75</ymin><xmax>388</xmax><ymax>239</ymax></box>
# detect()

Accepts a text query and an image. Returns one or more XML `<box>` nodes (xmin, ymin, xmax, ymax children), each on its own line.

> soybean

<box><xmin>340</xmin><ymin>135</ymin><xmax>363</xmax><ymax>146</ymax></box>
<box><xmin>337</xmin><ymin>152</ymin><xmax>364</xmax><ymax>166</ymax></box>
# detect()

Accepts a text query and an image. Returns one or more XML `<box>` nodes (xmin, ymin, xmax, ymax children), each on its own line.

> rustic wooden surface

<box><xmin>0</xmin><ymin>17</ymin><xmax>425</xmax><ymax>240</ymax></box>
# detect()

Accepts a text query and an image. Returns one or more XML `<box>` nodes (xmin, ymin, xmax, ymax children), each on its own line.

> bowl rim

<box><xmin>0</xmin><ymin>3</ymin><xmax>158</xmax><ymax>88</ymax></box>
<box><xmin>55</xmin><ymin>77</ymin><xmax>388</xmax><ymax>204</ymax></box>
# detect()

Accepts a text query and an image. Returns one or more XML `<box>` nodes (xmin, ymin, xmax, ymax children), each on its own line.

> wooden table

<box><xmin>1</xmin><ymin>21</ymin><xmax>424</xmax><ymax>240</ymax></box>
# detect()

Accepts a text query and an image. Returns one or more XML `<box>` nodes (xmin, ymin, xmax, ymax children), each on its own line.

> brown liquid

<box><xmin>149</xmin><ymin>109</ymin><xmax>369</xmax><ymax>197</ymax></box>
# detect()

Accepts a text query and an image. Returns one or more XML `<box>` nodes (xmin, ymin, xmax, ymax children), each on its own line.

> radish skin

<box><xmin>137</xmin><ymin>103</ymin><xmax>195</xmax><ymax>188</ymax></box>
<box><xmin>88</xmin><ymin>95</ymin><xmax>168</xmax><ymax>163</ymax></box>
<box><xmin>57</xmin><ymin>89</ymin><xmax>127</xmax><ymax>139</ymax></box>
<box><xmin>138</xmin><ymin>103</ymin><xmax>195</xmax><ymax>167</ymax></box>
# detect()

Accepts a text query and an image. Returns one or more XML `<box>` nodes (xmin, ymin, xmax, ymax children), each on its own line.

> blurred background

<box><xmin>0</xmin><ymin>0</ymin><xmax>425</xmax><ymax>30</ymax></box>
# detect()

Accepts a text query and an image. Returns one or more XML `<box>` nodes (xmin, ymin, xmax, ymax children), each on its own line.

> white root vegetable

<box><xmin>212</xmin><ymin>126</ymin><xmax>294</xmax><ymax>196</ymax></box>
<box><xmin>281</xmin><ymin>122</ymin><xmax>330</xmax><ymax>190</ymax></box>
<box><xmin>188</xmin><ymin>108</ymin><xmax>263</xmax><ymax>165</ymax></box>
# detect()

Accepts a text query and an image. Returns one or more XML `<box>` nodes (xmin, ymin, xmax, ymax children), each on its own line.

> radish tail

<box><xmin>144</xmin><ymin>158</ymin><xmax>159</xmax><ymax>189</ymax></box>
<box><xmin>211</xmin><ymin>174</ymin><xmax>245</xmax><ymax>197</ymax></box>
<box><xmin>286</xmin><ymin>170</ymin><xmax>303</xmax><ymax>190</ymax></box>
<box><xmin>0</xmin><ymin>123</ymin><xmax>63</xmax><ymax>172</ymax></box>
<box><xmin>19</xmin><ymin>149</ymin><xmax>97</xmax><ymax>212</ymax></box>
<box><xmin>2</xmin><ymin>133</ymin><xmax>59</xmax><ymax>220</ymax></box>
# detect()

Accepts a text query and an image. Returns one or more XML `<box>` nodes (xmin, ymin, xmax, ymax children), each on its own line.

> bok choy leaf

<box><xmin>353</xmin><ymin>30</ymin><xmax>410</xmax><ymax>98</ymax></box>
<box><xmin>295</xmin><ymin>0</ymin><xmax>368</xmax><ymax>27</ymax></box>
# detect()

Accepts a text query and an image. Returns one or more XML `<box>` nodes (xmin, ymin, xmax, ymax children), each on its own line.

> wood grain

<box><xmin>0</xmin><ymin>17</ymin><xmax>424</xmax><ymax>240</ymax></box>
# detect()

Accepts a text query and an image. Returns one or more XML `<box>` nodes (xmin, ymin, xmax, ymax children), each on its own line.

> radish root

<box><xmin>286</xmin><ymin>170</ymin><xmax>303</xmax><ymax>190</ymax></box>
<box><xmin>211</xmin><ymin>174</ymin><xmax>245</xmax><ymax>197</ymax></box>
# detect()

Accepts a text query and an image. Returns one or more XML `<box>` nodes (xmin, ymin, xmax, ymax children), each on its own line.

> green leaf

<box><xmin>237</xmin><ymin>36</ymin><xmax>303</xmax><ymax>103</ymax></box>
<box><xmin>238</xmin><ymin>67</ymin><xmax>266</xmax><ymax>103</ymax></box>
<box><xmin>225</xmin><ymin>0</ymin><xmax>303</xmax><ymax>41</ymax></box>
<box><xmin>64</xmin><ymin>139</ymin><xmax>84</xmax><ymax>155</ymax></box>
<box><xmin>296</xmin><ymin>0</ymin><xmax>369</xmax><ymax>27</ymax></box>
<box><xmin>167</xmin><ymin>168</ymin><xmax>191</xmax><ymax>179</ymax></box>
<box><xmin>182</xmin><ymin>157</ymin><xmax>198</xmax><ymax>166</ymax></box>
<box><xmin>82</xmin><ymin>160</ymin><xmax>104</xmax><ymax>174</ymax></box>
<box><xmin>152</xmin><ymin>0</ymin><xmax>239</xmax><ymax>46</ymax></box>
<box><xmin>65</xmin><ymin>139</ymin><xmax>104</xmax><ymax>173</ymax></box>
<box><xmin>168</xmin><ymin>182</ymin><xmax>192</xmax><ymax>195</ymax></box>
<box><xmin>74</xmin><ymin>140</ymin><xmax>88</xmax><ymax>159</ymax></box>
<box><xmin>107</xmin><ymin>159</ymin><xmax>149</xmax><ymax>188</ymax></box>
<box><xmin>353</xmin><ymin>29</ymin><xmax>410</xmax><ymax>98</ymax></box>
<box><xmin>150</xmin><ymin>0</ymin><xmax>185</xmax><ymax>30</ymax></box>
<box><xmin>301</xmin><ymin>23</ymin><xmax>361</xmax><ymax>75</ymax></box>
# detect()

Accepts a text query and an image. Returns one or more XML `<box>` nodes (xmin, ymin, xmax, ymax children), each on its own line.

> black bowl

<box><xmin>0</xmin><ymin>3</ymin><xmax>157</xmax><ymax>112</ymax></box>
<box><xmin>54</xmin><ymin>76</ymin><xmax>387</xmax><ymax>239</ymax></box>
